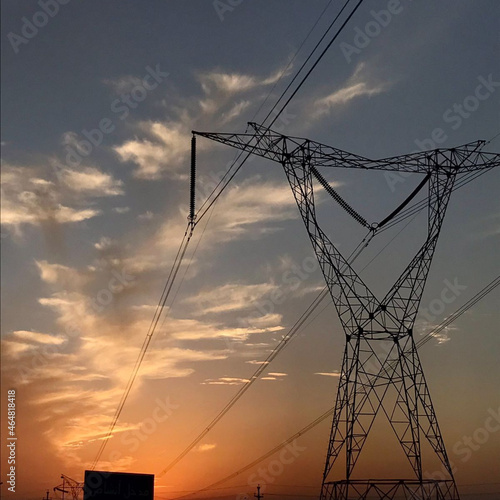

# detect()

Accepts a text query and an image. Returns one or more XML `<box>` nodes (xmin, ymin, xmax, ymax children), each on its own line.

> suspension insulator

<box><xmin>311</xmin><ymin>166</ymin><xmax>370</xmax><ymax>229</ymax></box>
<box><xmin>189</xmin><ymin>135</ymin><xmax>196</xmax><ymax>223</ymax></box>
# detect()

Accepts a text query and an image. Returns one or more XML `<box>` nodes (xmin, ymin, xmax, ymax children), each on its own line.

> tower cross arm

<box><xmin>193</xmin><ymin>123</ymin><xmax>375</xmax><ymax>170</ymax></box>
<box><xmin>375</xmin><ymin>141</ymin><xmax>500</xmax><ymax>174</ymax></box>
<box><xmin>194</xmin><ymin>123</ymin><xmax>500</xmax><ymax>174</ymax></box>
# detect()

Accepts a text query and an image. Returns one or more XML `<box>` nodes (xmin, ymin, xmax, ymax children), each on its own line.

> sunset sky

<box><xmin>1</xmin><ymin>1</ymin><xmax>499</xmax><ymax>499</ymax></box>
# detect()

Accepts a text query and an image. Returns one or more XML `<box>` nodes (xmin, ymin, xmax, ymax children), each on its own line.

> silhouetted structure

<box><xmin>53</xmin><ymin>474</ymin><xmax>82</xmax><ymax>500</ymax></box>
<box><xmin>194</xmin><ymin>122</ymin><xmax>500</xmax><ymax>500</ymax></box>
<box><xmin>255</xmin><ymin>484</ymin><xmax>264</xmax><ymax>500</ymax></box>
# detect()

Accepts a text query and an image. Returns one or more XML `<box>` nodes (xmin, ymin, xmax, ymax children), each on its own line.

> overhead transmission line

<box><xmin>166</xmin><ymin>274</ymin><xmax>500</xmax><ymax>500</ymax></box>
<box><xmin>195</xmin><ymin>0</ymin><xmax>352</xmax><ymax>218</ymax></box>
<box><xmin>90</xmin><ymin>0</ymin><xmax>365</xmax><ymax>470</ymax></box>
<box><xmin>194</xmin><ymin>0</ymin><xmax>336</xmax><ymax>217</ymax></box>
<box><xmin>93</xmin><ymin>127</ymin><xmax>498</xmax><ymax>470</ymax></box>
<box><xmin>250</xmin><ymin>0</ymin><xmax>335</xmax><ymax>125</ymax></box>
<box><xmin>157</xmin><ymin>231</ymin><xmax>373</xmax><ymax>477</ymax></box>
<box><xmin>157</xmin><ymin>135</ymin><xmax>499</xmax><ymax>477</ymax></box>
<box><xmin>91</xmin><ymin>0</ymin><xmax>498</xmax><ymax>466</ymax></box>
<box><xmin>90</xmin><ymin>223</ymin><xmax>194</xmax><ymax>469</ymax></box>
<box><xmin>195</xmin><ymin>0</ymin><xmax>366</xmax><ymax>224</ymax></box>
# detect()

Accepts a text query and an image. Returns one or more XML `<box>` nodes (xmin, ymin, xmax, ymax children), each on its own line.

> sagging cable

<box><xmin>377</xmin><ymin>172</ymin><xmax>431</xmax><ymax>229</ymax></box>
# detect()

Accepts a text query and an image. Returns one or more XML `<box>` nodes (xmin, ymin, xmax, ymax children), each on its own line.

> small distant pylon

<box><xmin>254</xmin><ymin>484</ymin><xmax>264</xmax><ymax>500</ymax></box>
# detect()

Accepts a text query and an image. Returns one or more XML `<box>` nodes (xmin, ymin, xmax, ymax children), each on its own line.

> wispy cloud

<box><xmin>197</xmin><ymin>443</ymin><xmax>217</xmax><ymax>452</ymax></box>
<box><xmin>315</xmin><ymin>371</ymin><xmax>342</xmax><ymax>377</ymax></box>
<box><xmin>221</xmin><ymin>100</ymin><xmax>252</xmax><ymax>124</ymax></box>
<box><xmin>1</xmin><ymin>164</ymin><xmax>123</xmax><ymax>236</ymax></box>
<box><xmin>201</xmin><ymin>374</ymin><xmax>285</xmax><ymax>385</ymax></box>
<box><xmin>36</xmin><ymin>260</ymin><xmax>91</xmax><ymax>289</ymax></box>
<box><xmin>185</xmin><ymin>283</ymin><xmax>278</xmax><ymax>315</ymax></box>
<box><xmin>204</xmin><ymin>178</ymin><xmax>297</xmax><ymax>241</ymax></box>
<box><xmin>313</xmin><ymin>63</ymin><xmax>391</xmax><ymax>118</ymax></box>
<box><xmin>114</xmin><ymin>121</ymin><xmax>191</xmax><ymax>180</ymax></box>
<box><xmin>1</xmin><ymin>290</ymin><xmax>229</xmax><ymax>466</ymax></box>
<box><xmin>113</xmin><ymin>63</ymin><xmax>291</xmax><ymax>180</ymax></box>
<box><xmin>166</xmin><ymin>317</ymin><xmax>277</xmax><ymax>341</ymax></box>
<box><xmin>417</xmin><ymin>320</ymin><xmax>459</xmax><ymax>345</ymax></box>
<box><xmin>103</xmin><ymin>74</ymin><xmax>148</xmax><ymax>95</ymax></box>
<box><xmin>198</xmin><ymin>66</ymin><xmax>287</xmax><ymax>95</ymax></box>
<box><xmin>202</xmin><ymin>377</ymin><xmax>250</xmax><ymax>386</ymax></box>
<box><xmin>59</xmin><ymin>166</ymin><xmax>124</xmax><ymax>196</ymax></box>
<box><xmin>1</xmin><ymin>166</ymin><xmax>100</xmax><ymax>233</ymax></box>
<box><xmin>113</xmin><ymin>206</ymin><xmax>130</xmax><ymax>214</ymax></box>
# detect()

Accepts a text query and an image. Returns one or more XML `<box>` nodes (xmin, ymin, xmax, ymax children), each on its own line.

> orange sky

<box><xmin>2</xmin><ymin>1</ymin><xmax>500</xmax><ymax>499</ymax></box>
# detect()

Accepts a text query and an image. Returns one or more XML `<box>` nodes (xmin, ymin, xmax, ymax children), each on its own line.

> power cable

<box><xmin>195</xmin><ymin>0</ymin><xmax>338</xmax><ymax>217</ymax></box>
<box><xmin>167</xmin><ymin>406</ymin><xmax>336</xmax><ymax>500</ymax></box>
<box><xmin>158</xmin><ymin>138</ymin><xmax>499</xmax><ymax>476</ymax></box>
<box><xmin>165</xmin><ymin>275</ymin><xmax>500</xmax><ymax>499</ymax></box>
<box><xmin>267</xmin><ymin>0</ymin><xmax>364</xmax><ymax>125</ymax></box>
<box><xmin>251</xmin><ymin>0</ymin><xmax>335</xmax><ymax>125</ymax></box>
<box><xmin>91</xmin><ymin>0</ymin><xmax>367</xmax><ymax>469</ymax></box>
<box><xmin>158</xmin><ymin>231</ymin><xmax>373</xmax><ymax>477</ymax></box>
<box><xmin>195</xmin><ymin>0</ymin><xmax>366</xmax><ymax>225</ymax></box>
<box><xmin>91</xmin><ymin>224</ymin><xmax>194</xmax><ymax>469</ymax></box>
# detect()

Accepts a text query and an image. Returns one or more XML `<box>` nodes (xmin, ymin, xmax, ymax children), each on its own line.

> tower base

<box><xmin>322</xmin><ymin>479</ymin><xmax>459</xmax><ymax>500</ymax></box>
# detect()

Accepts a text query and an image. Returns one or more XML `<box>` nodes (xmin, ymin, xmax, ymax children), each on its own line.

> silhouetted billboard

<box><xmin>84</xmin><ymin>470</ymin><xmax>154</xmax><ymax>500</ymax></box>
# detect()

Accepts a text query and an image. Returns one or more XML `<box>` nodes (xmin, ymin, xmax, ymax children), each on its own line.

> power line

<box><xmin>91</xmin><ymin>224</ymin><xmax>194</xmax><ymax>469</ymax></box>
<box><xmin>251</xmin><ymin>0</ymin><xmax>335</xmax><ymax>125</ymax></box>
<box><xmin>195</xmin><ymin>0</ymin><xmax>335</xmax><ymax>218</ymax></box>
<box><xmin>158</xmin><ymin>145</ymin><xmax>499</xmax><ymax>477</ymax></box>
<box><xmin>90</xmin><ymin>0</ymin><xmax>366</xmax><ymax>470</ymax></box>
<box><xmin>167</xmin><ymin>407</ymin><xmax>336</xmax><ymax>500</ymax></box>
<box><xmin>157</xmin><ymin>231</ymin><xmax>374</xmax><ymax>477</ymax></box>
<box><xmin>195</xmin><ymin>0</ymin><xmax>365</xmax><ymax>225</ymax></box>
<box><xmin>417</xmin><ymin>274</ymin><xmax>500</xmax><ymax>349</ymax></box>
<box><xmin>267</xmin><ymin>0</ymin><xmax>364</xmax><ymax>126</ymax></box>
<box><xmin>260</xmin><ymin>0</ymin><xmax>355</xmax><ymax>128</ymax></box>
<box><xmin>165</xmin><ymin>275</ymin><xmax>499</xmax><ymax>500</ymax></box>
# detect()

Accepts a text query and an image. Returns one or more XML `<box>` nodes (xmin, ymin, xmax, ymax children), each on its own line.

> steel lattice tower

<box><xmin>194</xmin><ymin>123</ymin><xmax>500</xmax><ymax>500</ymax></box>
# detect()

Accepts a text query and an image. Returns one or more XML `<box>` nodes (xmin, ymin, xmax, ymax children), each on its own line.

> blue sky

<box><xmin>1</xmin><ymin>1</ymin><xmax>499</xmax><ymax>499</ymax></box>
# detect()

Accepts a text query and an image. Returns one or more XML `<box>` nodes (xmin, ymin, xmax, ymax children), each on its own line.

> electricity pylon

<box><xmin>194</xmin><ymin>122</ymin><xmax>500</xmax><ymax>500</ymax></box>
<box><xmin>53</xmin><ymin>474</ymin><xmax>83</xmax><ymax>500</ymax></box>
